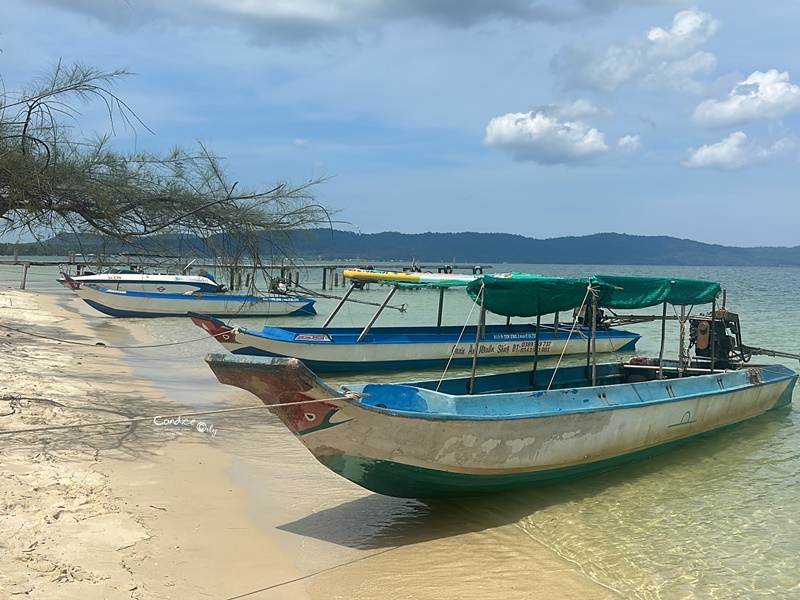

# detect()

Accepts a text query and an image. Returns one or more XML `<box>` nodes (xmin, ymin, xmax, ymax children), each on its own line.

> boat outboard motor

<box><xmin>573</xmin><ymin>305</ymin><xmax>607</xmax><ymax>330</ymax></box>
<box><xmin>689</xmin><ymin>309</ymin><xmax>742</xmax><ymax>369</ymax></box>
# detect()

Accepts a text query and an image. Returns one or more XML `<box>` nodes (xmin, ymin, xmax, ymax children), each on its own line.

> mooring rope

<box><xmin>0</xmin><ymin>391</ymin><xmax>365</xmax><ymax>437</ymax></box>
<box><xmin>435</xmin><ymin>293</ymin><xmax>482</xmax><ymax>392</ymax></box>
<box><xmin>0</xmin><ymin>320</ymin><xmax>228</xmax><ymax>349</ymax></box>
<box><xmin>545</xmin><ymin>283</ymin><xmax>594</xmax><ymax>391</ymax></box>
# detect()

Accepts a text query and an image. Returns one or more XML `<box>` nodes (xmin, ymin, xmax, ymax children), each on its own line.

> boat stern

<box><xmin>290</xmin><ymin>299</ymin><xmax>317</xmax><ymax>316</ymax></box>
<box><xmin>759</xmin><ymin>364</ymin><xmax>799</xmax><ymax>409</ymax></box>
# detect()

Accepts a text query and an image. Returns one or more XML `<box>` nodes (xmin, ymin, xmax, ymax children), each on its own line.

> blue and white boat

<box><xmin>192</xmin><ymin>316</ymin><xmax>640</xmax><ymax>372</ymax></box>
<box><xmin>62</xmin><ymin>274</ymin><xmax>316</xmax><ymax>318</ymax></box>
<box><xmin>191</xmin><ymin>271</ymin><xmax>641</xmax><ymax>372</ymax></box>
<box><xmin>203</xmin><ymin>274</ymin><xmax>799</xmax><ymax>498</ymax></box>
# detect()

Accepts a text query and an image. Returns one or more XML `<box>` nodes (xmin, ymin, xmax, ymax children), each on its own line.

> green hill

<box><xmin>5</xmin><ymin>230</ymin><xmax>800</xmax><ymax>267</ymax></box>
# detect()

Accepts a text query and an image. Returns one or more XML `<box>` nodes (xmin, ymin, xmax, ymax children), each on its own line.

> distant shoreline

<box><xmin>3</xmin><ymin>230</ymin><xmax>799</xmax><ymax>267</ymax></box>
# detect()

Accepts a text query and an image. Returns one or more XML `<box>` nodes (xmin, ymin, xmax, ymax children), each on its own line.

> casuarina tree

<box><xmin>0</xmin><ymin>60</ymin><xmax>335</xmax><ymax>273</ymax></box>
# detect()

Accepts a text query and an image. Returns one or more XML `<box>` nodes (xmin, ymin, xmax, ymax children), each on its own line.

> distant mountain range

<box><xmin>291</xmin><ymin>230</ymin><xmax>800</xmax><ymax>266</ymax></box>
<box><xmin>6</xmin><ymin>229</ymin><xmax>800</xmax><ymax>267</ymax></box>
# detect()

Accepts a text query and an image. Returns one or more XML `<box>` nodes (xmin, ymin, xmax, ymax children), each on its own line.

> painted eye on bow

<box><xmin>305</xmin><ymin>413</ymin><xmax>316</xmax><ymax>421</ymax></box>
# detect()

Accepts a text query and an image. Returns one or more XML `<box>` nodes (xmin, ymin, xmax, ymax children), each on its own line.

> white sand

<box><xmin>0</xmin><ymin>288</ymin><xmax>306</xmax><ymax>599</ymax></box>
<box><xmin>0</xmin><ymin>284</ymin><xmax>619</xmax><ymax>599</ymax></box>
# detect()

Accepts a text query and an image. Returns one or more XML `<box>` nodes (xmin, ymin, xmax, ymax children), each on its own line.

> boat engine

<box><xmin>573</xmin><ymin>305</ymin><xmax>608</xmax><ymax>330</ymax></box>
<box><xmin>689</xmin><ymin>308</ymin><xmax>744</xmax><ymax>369</ymax></box>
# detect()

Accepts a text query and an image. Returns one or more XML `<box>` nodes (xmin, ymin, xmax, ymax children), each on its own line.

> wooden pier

<box><xmin>0</xmin><ymin>252</ymin><xmax>491</xmax><ymax>291</ymax></box>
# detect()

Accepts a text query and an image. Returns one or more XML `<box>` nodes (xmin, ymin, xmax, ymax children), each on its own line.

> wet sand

<box><xmin>0</xmin><ymin>287</ymin><xmax>306</xmax><ymax>599</ymax></box>
<box><xmin>0</xmin><ymin>285</ymin><xmax>621</xmax><ymax>599</ymax></box>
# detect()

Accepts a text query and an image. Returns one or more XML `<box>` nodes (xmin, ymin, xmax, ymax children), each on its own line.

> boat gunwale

<box><xmin>208</xmin><ymin>354</ymin><xmax>797</xmax><ymax>422</ymax></box>
<box><xmin>340</xmin><ymin>366</ymin><xmax>796</xmax><ymax>421</ymax></box>
<box><xmin>245</xmin><ymin>322</ymin><xmax>641</xmax><ymax>339</ymax></box>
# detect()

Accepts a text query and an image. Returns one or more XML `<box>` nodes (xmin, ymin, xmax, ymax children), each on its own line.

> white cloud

<box><xmin>617</xmin><ymin>135</ymin><xmax>642</xmax><ymax>153</ymax></box>
<box><xmin>683</xmin><ymin>131</ymin><xmax>795</xmax><ymax>169</ymax></box>
<box><xmin>552</xmin><ymin>8</ymin><xmax>719</xmax><ymax>93</ymax></box>
<box><xmin>684</xmin><ymin>131</ymin><xmax>748</xmax><ymax>169</ymax></box>
<box><xmin>691</xmin><ymin>70</ymin><xmax>800</xmax><ymax>128</ymax></box>
<box><xmin>645</xmin><ymin>9</ymin><xmax>718</xmax><ymax>58</ymax></box>
<box><xmin>549</xmin><ymin>99</ymin><xmax>604</xmax><ymax>119</ymax></box>
<box><xmin>641</xmin><ymin>51</ymin><xmax>716</xmax><ymax>94</ymax></box>
<box><xmin>484</xmin><ymin>111</ymin><xmax>608</xmax><ymax>164</ymax></box>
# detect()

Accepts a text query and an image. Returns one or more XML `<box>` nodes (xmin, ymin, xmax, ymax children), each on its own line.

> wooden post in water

<box><xmin>657</xmin><ymin>301</ymin><xmax>668</xmax><ymax>379</ymax></box>
<box><xmin>436</xmin><ymin>288</ymin><xmax>445</xmax><ymax>327</ymax></box>
<box><xmin>20</xmin><ymin>262</ymin><xmax>30</xmax><ymax>290</ymax></box>
<box><xmin>585</xmin><ymin>305</ymin><xmax>592</xmax><ymax>372</ymax></box>
<box><xmin>678</xmin><ymin>305</ymin><xmax>686</xmax><ymax>377</ymax></box>
<box><xmin>710</xmin><ymin>299</ymin><xmax>717</xmax><ymax>372</ymax></box>
<box><xmin>590</xmin><ymin>293</ymin><xmax>598</xmax><ymax>386</ymax></box>
<box><xmin>468</xmin><ymin>284</ymin><xmax>486</xmax><ymax>395</ymax></box>
<box><xmin>531</xmin><ymin>313</ymin><xmax>541</xmax><ymax>387</ymax></box>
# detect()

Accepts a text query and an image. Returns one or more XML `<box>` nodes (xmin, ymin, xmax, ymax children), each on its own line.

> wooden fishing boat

<box><xmin>62</xmin><ymin>274</ymin><xmax>316</xmax><ymax>318</ymax></box>
<box><xmin>57</xmin><ymin>270</ymin><xmax>225</xmax><ymax>294</ymax></box>
<box><xmin>191</xmin><ymin>316</ymin><xmax>640</xmax><ymax>372</ymax></box>
<box><xmin>190</xmin><ymin>270</ymin><xmax>640</xmax><ymax>372</ymax></box>
<box><xmin>203</xmin><ymin>274</ymin><xmax>799</xmax><ymax>498</ymax></box>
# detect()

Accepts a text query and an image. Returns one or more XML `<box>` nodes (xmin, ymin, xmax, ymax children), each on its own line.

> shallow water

<box><xmin>7</xmin><ymin>262</ymin><xmax>800</xmax><ymax>599</ymax></box>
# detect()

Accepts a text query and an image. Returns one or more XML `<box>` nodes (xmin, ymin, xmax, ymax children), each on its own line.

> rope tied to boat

<box><xmin>0</xmin><ymin>320</ymin><xmax>236</xmax><ymax>349</ymax></box>
<box><xmin>0</xmin><ymin>392</ymin><xmax>363</xmax><ymax>437</ymax></box>
<box><xmin>435</xmin><ymin>287</ymin><xmax>483</xmax><ymax>392</ymax></box>
<box><xmin>544</xmin><ymin>283</ymin><xmax>595</xmax><ymax>390</ymax></box>
<box><xmin>341</xmin><ymin>387</ymin><xmax>369</xmax><ymax>400</ymax></box>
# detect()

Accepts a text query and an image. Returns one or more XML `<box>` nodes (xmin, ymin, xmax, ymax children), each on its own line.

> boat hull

<box><xmin>191</xmin><ymin>316</ymin><xmax>640</xmax><ymax>372</ymax></box>
<box><xmin>205</xmin><ymin>354</ymin><xmax>797</xmax><ymax>498</ymax></box>
<box><xmin>72</xmin><ymin>285</ymin><xmax>316</xmax><ymax>318</ymax></box>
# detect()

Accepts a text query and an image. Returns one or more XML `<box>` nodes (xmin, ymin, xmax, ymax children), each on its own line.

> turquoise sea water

<box><xmin>5</xmin><ymin>262</ymin><xmax>800</xmax><ymax>599</ymax></box>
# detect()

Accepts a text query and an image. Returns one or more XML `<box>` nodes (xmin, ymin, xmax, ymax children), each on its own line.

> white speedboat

<box><xmin>57</xmin><ymin>269</ymin><xmax>225</xmax><ymax>294</ymax></box>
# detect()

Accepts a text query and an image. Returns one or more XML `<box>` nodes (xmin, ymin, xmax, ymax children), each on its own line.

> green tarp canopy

<box><xmin>465</xmin><ymin>273</ymin><xmax>722</xmax><ymax>318</ymax></box>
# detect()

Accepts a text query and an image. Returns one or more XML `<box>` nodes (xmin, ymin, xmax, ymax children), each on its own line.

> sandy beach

<box><xmin>0</xmin><ymin>287</ymin><xmax>308</xmax><ymax>599</ymax></box>
<box><xmin>0</xmin><ymin>284</ymin><xmax>620</xmax><ymax>599</ymax></box>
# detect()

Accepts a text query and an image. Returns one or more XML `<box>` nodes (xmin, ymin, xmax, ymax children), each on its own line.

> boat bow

<box><xmin>206</xmin><ymin>353</ymin><xmax>349</xmax><ymax>435</ymax></box>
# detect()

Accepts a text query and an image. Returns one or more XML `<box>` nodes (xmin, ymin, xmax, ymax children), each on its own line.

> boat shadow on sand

<box><xmin>275</xmin><ymin>405</ymin><xmax>794</xmax><ymax>551</ymax></box>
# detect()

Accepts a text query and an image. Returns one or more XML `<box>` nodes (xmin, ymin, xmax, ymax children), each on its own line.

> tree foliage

<box><xmin>0</xmin><ymin>60</ymin><xmax>335</xmax><ymax>269</ymax></box>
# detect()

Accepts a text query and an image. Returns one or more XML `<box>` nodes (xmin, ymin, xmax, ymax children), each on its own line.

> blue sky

<box><xmin>3</xmin><ymin>0</ymin><xmax>799</xmax><ymax>247</ymax></box>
